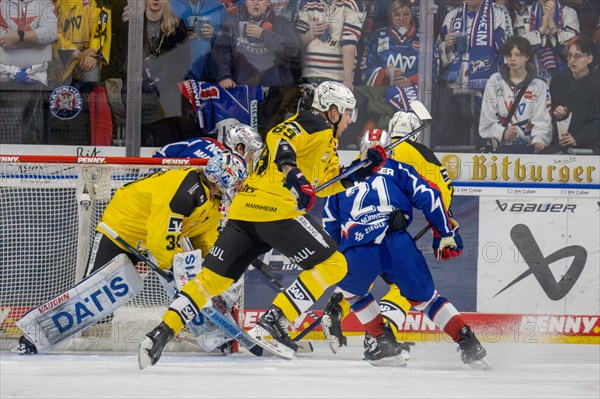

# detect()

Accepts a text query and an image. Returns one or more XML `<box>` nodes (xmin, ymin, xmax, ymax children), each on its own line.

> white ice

<box><xmin>1</xmin><ymin>342</ymin><xmax>598</xmax><ymax>398</ymax></box>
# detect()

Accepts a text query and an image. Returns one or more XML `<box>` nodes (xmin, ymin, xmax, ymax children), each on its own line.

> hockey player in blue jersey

<box><xmin>322</xmin><ymin>128</ymin><xmax>489</xmax><ymax>368</ymax></box>
<box><xmin>153</xmin><ymin>123</ymin><xmax>263</xmax><ymax>174</ymax></box>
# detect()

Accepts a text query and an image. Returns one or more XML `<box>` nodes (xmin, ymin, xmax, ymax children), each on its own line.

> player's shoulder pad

<box><xmin>294</xmin><ymin>110</ymin><xmax>329</xmax><ymax>135</ymax></box>
<box><xmin>169</xmin><ymin>170</ymin><xmax>208</xmax><ymax>216</ymax></box>
<box><xmin>405</xmin><ymin>141</ymin><xmax>443</xmax><ymax>166</ymax></box>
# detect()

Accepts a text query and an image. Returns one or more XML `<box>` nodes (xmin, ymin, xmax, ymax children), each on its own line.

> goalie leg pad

<box><xmin>16</xmin><ymin>254</ymin><xmax>144</xmax><ymax>353</ymax></box>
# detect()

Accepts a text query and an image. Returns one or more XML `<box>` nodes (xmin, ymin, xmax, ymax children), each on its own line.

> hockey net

<box><xmin>0</xmin><ymin>155</ymin><xmax>243</xmax><ymax>353</ymax></box>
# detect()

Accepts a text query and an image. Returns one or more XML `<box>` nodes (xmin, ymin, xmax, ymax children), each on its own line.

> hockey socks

<box><xmin>410</xmin><ymin>291</ymin><xmax>466</xmax><ymax>342</ymax></box>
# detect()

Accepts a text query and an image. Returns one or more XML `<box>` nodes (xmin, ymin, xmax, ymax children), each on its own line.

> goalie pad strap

<box><xmin>16</xmin><ymin>254</ymin><xmax>144</xmax><ymax>353</ymax></box>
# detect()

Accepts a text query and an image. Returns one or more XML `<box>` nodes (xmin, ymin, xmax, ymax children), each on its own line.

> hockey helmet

<box><xmin>312</xmin><ymin>81</ymin><xmax>357</xmax><ymax>122</ymax></box>
<box><xmin>205</xmin><ymin>151</ymin><xmax>248</xmax><ymax>202</ymax></box>
<box><xmin>388</xmin><ymin>111</ymin><xmax>421</xmax><ymax>140</ymax></box>
<box><xmin>224</xmin><ymin>124</ymin><xmax>263</xmax><ymax>169</ymax></box>
<box><xmin>359</xmin><ymin>129</ymin><xmax>392</xmax><ymax>155</ymax></box>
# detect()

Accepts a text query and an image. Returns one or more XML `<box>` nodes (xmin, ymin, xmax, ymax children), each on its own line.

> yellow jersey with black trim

<box><xmin>97</xmin><ymin>168</ymin><xmax>222</xmax><ymax>269</ymax></box>
<box><xmin>391</xmin><ymin>140</ymin><xmax>453</xmax><ymax>211</ymax></box>
<box><xmin>228</xmin><ymin>110</ymin><xmax>346</xmax><ymax>222</ymax></box>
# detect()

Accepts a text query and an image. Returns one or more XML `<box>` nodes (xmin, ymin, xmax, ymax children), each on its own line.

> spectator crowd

<box><xmin>0</xmin><ymin>0</ymin><xmax>598</xmax><ymax>153</ymax></box>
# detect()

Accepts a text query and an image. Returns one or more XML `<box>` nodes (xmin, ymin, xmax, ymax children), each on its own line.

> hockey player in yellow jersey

<box><xmin>51</xmin><ymin>0</ymin><xmax>111</xmax><ymax>83</ymax></box>
<box><xmin>321</xmin><ymin>110</ymin><xmax>455</xmax><ymax>355</ymax></box>
<box><xmin>139</xmin><ymin>81</ymin><xmax>389</xmax><ymax>368</ymax></box>
<box><xmin>16</xmin><ymin>152</ymin><xmax>246</xmax><ymax>355</ymax></box>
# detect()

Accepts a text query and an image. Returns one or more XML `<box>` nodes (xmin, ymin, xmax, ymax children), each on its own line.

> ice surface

<box><xmin>1</xmin><ymin>342</ymin><xmax>598</xmax><ymax>398</ymax></box>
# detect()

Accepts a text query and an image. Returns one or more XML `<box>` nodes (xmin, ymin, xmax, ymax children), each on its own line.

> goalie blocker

<box><xmin>16</xmin><ymin>254</ymin><xmax>144</xmax><ymax>354</ymax></box>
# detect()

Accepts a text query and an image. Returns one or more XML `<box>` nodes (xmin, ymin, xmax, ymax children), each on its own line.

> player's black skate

<box><xmin>138</xmin><ymin>322</ymin><xmax>174</xmax><ymax>370</ymax></box>
<box><xmin>321</xmin><ymin>292</ymin><xmax>347</xmax><ymax>353</ymax></box>
<box><xmin>257</xmin><ymin>305</ymin><xmax>298</xmax><ymax>351</ymax></box>
<box><xmin>16</xmin><ymin>335</ymin><xmax>37</xmax><ymax>355</ymax></box>
<box><xmin>457</xmin><ymin>325</ymin><xmax>491</xmax><ymax>370</ymax></box>
<box><xmin>364</xmin><ymin>324</ymin><xmax>412</xmax><ymax>361</ymax></box>
<box><xmin>363</xmin><ymin>327</ymin><xmax>407</xmax><ymax>367</ymax></box>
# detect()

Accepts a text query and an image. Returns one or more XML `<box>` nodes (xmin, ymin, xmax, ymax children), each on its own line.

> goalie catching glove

<box><xmin>432</xmin><ymin>218</ymin><xmax>463</xmax><ymax>260</ymax></box>
<box><xmin>284</xmin><ymin>167</ymin><xmax>316</xmax><ymax>211</ymax></box>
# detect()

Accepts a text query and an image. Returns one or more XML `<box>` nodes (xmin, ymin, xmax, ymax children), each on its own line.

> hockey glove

<box><xmin>432</xmin><ymin>218</ymin><xmax>463</xmax><ymax>260</ymax></box>
<box><xmin>284</xmin><ymin>167</ymin><xmax>316</xmax><ymax>211</ymax></box>
<box><xmin>349</xmin><ymin>145</ymin><xmax>387</xmax><ymax>182</ymax></box>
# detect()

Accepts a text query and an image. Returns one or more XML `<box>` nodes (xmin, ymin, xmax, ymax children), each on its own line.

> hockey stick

<box><xmin>315</xmin><ymin>100</ymin><xmax>432</xmax><ymax>193</ymax></box>
<box><xmin>293</xmin><ymin>223</ymin><xmax>432</xmax><ymax>341</ymax></box>
<box><xmin>250</xmin><ymin>259</ymin><xmax>317</xmax><ymax>351</ymax></box>
<box><xmin>99</xmin><ymin>222</ymin><xmax>292</xmax><ymax>359</ymax></box>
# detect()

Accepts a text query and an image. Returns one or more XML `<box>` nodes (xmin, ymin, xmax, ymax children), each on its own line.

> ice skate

<box><xmin>15</xmin><ymin>335</ymin><xmax>37</xmax><ymax>355</ymax></box>
<box><xmin>457</xmin><ymin>325</ymin><xmax>491</xmax><ymax>370</ymax></box>
<box><xmin>364</xmin><ymin>328</ymin><xmax>411</xmax><ymax>361</ymax></box>
<box><xmin>321</xmin><ymin>292</ymin><xmax>347</xmax><ymax>353</ymax></box>
<box><xmin>257</xmin><ymin>305</ymin><xmax>298</xmax><ymax>351</ymax></box>
<box><xmin>138</xmin><ymin>322</ymin><xmax>175</xmax><ymax>370</ymax></box>
<box><xmin>363</xmin><ymin>328</ymin><xmax>407</xmax><ymax>367</ymax></box>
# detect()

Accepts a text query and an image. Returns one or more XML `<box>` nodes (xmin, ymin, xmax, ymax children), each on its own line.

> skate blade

<box><xmin>321</xmin><ymin>315</ymin><xmax>340</xmax><ymax>354</ymax></box>
<box><xmin>367</xmin><ymin>354</ymin><xmax>408</xmax><ymax>368</ymax></box>
<box><xmin>468</xmin><ymin>357</ymin><xmax>492</xmax><ymax>371</ymax></box>
<box><xmin>138</xmin><ymin>338</ymin><xmax>153</xmax><ymax>370</ymax></box>
<box><xmin>247</xmin><ymin>325</ymin><xmax>295</xmax><ymax>360</ymax></box>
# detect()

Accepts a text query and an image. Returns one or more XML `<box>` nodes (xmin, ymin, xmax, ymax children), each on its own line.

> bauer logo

<box><xmin>49</xmin><ymin>86</ymin><xmax>83</xmax><ymax>120</ymax></box>
<box><xmin>495</xmin><ymin>200</ymin><xmax>576</xmax><ymax>213</ymax></box>
<box><xmin>167</xmin><ymin>217</ymin><xmax>183</xmax><ymax>233</ymax></box>
<box><xmin>494</xmin><ymin>224</ymin><xmax>586</xmax><ymax>301</ymax></box>
<box><xmin>51</xmin><ymin>277</ymin><xmax>130</xmax><ymax>333</ymax></box>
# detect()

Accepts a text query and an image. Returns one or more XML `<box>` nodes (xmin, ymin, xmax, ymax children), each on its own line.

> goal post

<box><xmin>0</xmin><ymin>155</ymin><xmax>243</xmax><ymax>353</ymax></box>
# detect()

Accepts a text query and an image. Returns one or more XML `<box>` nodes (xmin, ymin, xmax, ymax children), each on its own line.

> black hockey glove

<box><xmin>284</xmin><ymin>167</ymin><xmax>316</xmax><ymax>211</ymax></box>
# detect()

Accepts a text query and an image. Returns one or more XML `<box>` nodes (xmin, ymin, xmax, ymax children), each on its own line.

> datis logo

<box><xmin>494</xmin><ymin>224</ymin><xmax>586</xmax><ymax>300</ymax></box>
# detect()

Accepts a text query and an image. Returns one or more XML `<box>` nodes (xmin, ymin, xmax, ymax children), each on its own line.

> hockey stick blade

<box><xmin>99</xmin><ymin>222</ymin><xmax>289</xmax><ymax>359</ymax></box>
<box><xmin>315</xmin><ymin>101</ymin><xmax>432</xmax><ymax>193</ymax></box>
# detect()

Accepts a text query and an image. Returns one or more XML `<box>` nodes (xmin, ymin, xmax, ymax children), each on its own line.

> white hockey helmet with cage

<box><xmin>388</xmin><ymin>111</ymin><xmax>421</xmax><ymax>140</ymax></box>
<box><xmin>224</xmin><ymin>124</ymin><xmax>263</xmax><ymax>168</ymax></box>
<box><xmin>205</xmin><ymin>151</ymin><xmax>247</xmax><ymax>202</ymax></box>
<box><xmin>312</xmin><ymin>81</ymin><xmax>357</xmax><ymax>122</ymax></box>
<box><xmin>359</xmin><ymin>129</ymin><xmax>392</xmax><ymax>155</ymax></box>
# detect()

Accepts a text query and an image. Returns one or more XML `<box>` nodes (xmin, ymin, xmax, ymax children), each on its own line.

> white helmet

<box><xmin>359</xmin><ymin>129</ymin><xmax>391</xmax><ymax>155</ymax></box>
<box><xmin>205</xmin><ymin>151</ymin><xmax>247</xmax><ymax>202</ymax></box>
<box><xmin>388</xmin><ymin>111</ymin><xmax>421</xmax><ymax>140</ymax></box>
<box><xmin>312</xmin><ymin>81</ymin><xmax>357</xmax><ymax>122</ymax></box>
<box><xmin>224</xmin><ymin>124</ymin><xmax>263</xmax><ymax>168</ymax></box>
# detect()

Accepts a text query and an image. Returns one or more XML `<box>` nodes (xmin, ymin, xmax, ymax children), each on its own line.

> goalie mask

<box><xmin>224</xmin><ymin>124</ymin><xmax>263</xmax><ymax>171</ymax></box>
<box><xmin>388</xmin><ymin>111</ymin><xmax>421</xmax><ymax>140</ymax></box>
<box><xmin>359</xmin><ymin>129</ymin><xmax>391</xmax><ymax>155</ymax></box>
<box><xmin>205</xmin><ymin>151</ymin><xmax>247</xmax><ymax>202</ymax></box>
<box><xmin>312</xmin><ymin>81</ymin><xmax>358</xmax><ymax>123</ymax></box>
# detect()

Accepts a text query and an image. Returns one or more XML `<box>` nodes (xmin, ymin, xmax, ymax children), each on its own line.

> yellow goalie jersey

<box><xmin>229</xmin><ymin>111</ymin><xmax>346</xmax><ymax>222</ymax></box>
<box><xmin>391</xmin><ymin>140</ymin><xmax>454</xmax><ymax>212</ymax></box>
<box><xmin>97</xmin><ymin>169</ymin><xmax>222</xmax><ymax>269</ymax></box>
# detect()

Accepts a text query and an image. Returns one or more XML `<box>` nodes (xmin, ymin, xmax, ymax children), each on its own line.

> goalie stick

<box><xmin>315</xmin><ymin>100</ymin><xmax>432</xmax><ymax>193</ymax></box>
<box><xmin>98</xmin><ymin>222</ymin><xmax>293</xmax><ymax>360</ymax></box>
<box><xmin>292</xmin><ymin>223</ymin><xmax>432</xmax><ymax>342</ymax></box>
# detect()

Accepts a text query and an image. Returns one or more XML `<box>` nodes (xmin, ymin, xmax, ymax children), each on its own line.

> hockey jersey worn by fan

<box><xmin>97</xmin><ymin>169</ymin><xmax>222</xmax><ymax>269</ymax></box>
<box><xmin>479</xmin><ymin>68</ymin><xmax>552</xmax><ymax>146</ymax></box>
<box><xmin>178</xmin><ymin>80</ymin><xmax>262</xmax><ymax>142</ymax></box>
<box><xmin>154</xmin><ymin>137</ymin><xmax>224</xmax><ymax>159</ymax></box>
<box><xmin>323</xmin><ymin>159</ymin><xmax>452</xmax><ymax>253</ymax></box>
<box><xmin>295</xmin><ymin>0</ymin><xmax>365</xmax><ymax>82</ymax></box>
<box><xmin>228</xmin><ymin>110</ymin><xmax>345</xmax><ymax>222</ymax></box>
<box><xmin>361</xmin><ymin>22</ymin><xmax>420</xmax><ymax>86</ymax></box>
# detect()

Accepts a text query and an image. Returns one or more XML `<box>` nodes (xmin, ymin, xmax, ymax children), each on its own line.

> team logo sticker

<box><xmin>49</xmin><ymin>86</ymin><xmax>83</xmax><ymax>120</ymax></box>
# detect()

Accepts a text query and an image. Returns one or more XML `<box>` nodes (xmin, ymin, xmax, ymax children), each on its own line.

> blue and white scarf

<box><xmin>444</xmin><ymin>0</ymin><xmax>496</xmax><ymax>89</ymax></box>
